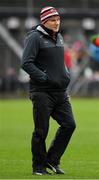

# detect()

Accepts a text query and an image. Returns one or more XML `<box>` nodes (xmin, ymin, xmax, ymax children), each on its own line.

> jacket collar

<box><xmin>36</xmin><ymin>25</ymin><xmax>49</xmax><ymax>36</ymax></box>
<box><xmin>36</xmin><ymin>25</ymin><xmax>58</xmax><ymax>41</ymax></box>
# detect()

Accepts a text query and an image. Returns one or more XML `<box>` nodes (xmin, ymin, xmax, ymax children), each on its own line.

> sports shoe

<box><xmin>33</xmin><ymin>168</ymin><xmax>51</xmax><ymax>175</ymax></box>
<box><xmin>47</xmin><ymin>163</ymin><xmax>64</xmax><ymax>174</ymax></box>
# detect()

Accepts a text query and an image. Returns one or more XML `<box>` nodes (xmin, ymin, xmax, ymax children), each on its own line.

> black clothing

<box><xmin>22</xmin><ymin>25</ymin><xmax>76</xmax><ymax>172</ymax></box>
<box><xmin>30</xmin><ymin>91</ymin><xmax>76</xmax><ymax>169</ymax></box>
<box><xmin>89</xmin><ymin>57</ymin><xmax>99</xmax><ymax>71</ymax></box>
<box><xmin>22</xmin><ymin>25</ymin><xmax>70</xmax><ymax>92</ymax></box>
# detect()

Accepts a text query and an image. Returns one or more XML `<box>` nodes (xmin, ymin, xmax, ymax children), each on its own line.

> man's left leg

<box><xmin>46</xmin><ymin>93</ymin><xmax>76</xmax><ymax>173</ymax></box>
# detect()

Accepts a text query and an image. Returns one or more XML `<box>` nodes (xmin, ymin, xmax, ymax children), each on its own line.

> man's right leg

<box><xmin>46</xmin><ymin>93</ymin><xmax>76</xmax><ymax>174</ymax></box>
<box><xmin>30</xmin><ymin>92</ymin><xmax>52</xmax><ymax>174</ymax></box>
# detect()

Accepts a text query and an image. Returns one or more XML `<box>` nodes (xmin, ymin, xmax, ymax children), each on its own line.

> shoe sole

<box><xmin>33</xmin><ymin>171</ymin><xmax>52</xmax><ymax>175</ymax></box>
<box><xmin>47</xmin><ymin>163</ymin><xmax>65</xmax><ymax>174</ymax></box>
<box><xmin>47</xmin><ymin>163</ymin><xmax>57</xmax><ymax>173</ymax></box>
<box><xmin>33</xmin><ymin>172</ymin><xmax>42</xmax><ymax>175</ymax></box>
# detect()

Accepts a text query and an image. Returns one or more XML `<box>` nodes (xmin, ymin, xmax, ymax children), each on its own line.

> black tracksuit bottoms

<box><xmin>30</xmin><ymin>91</ymin><xmax>76</xmax><ymax>169</ymax></box>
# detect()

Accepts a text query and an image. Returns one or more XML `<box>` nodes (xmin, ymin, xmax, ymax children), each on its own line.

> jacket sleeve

<box><xmin>21</xmin><ymin>32</ymin><xmax>47</xmax><ymax>83</ymax></box>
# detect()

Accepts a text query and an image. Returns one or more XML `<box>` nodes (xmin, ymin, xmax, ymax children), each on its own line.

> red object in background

<box><xmin>64</xmin><ymin>49</ymin><xmax>72</xmax><ymax>69</ymax></box>
<box><xmin>94</xmin><ymin>38</ymin><xmax>99</xmax><ymax>47</ymax></box>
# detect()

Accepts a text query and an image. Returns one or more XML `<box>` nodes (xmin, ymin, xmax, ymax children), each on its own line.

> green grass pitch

<box><xmin>0</xmin><ymin>98</ymin><xmax>99</xmax><ymax>179</ymax></box>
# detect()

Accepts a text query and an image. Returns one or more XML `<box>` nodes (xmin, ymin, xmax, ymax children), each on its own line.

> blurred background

<box><xmin>0</xmin><ymin>0</ymin><xmax>99</xmax><ymax>98</ymax></box>
<box><xmin>0</xmin><ymin>2</ymin><xmax>99</xmax><ymax>179</ymax></box>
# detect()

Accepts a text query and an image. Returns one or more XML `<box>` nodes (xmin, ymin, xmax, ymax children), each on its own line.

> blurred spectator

<box><xmin>83</xmin><ymin>35</ymin><xmax>99</xmax><ymax>96</ymax></box>
<box><xmin>89</xmin><ymin>40</ymin><xmax>99</xmax><ymax>72</ymax></box>
<box><xmin>72</xmin><ymin>40</ymin><xmax>86</xmax><ymax>66</ymax></box>
<box><xmin>64</xmin><ymin>45</ymin><xmax>73</xmax><ymax>70</ymax></box>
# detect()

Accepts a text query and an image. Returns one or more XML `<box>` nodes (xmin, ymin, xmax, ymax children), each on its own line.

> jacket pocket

<box><xmin>46</xmin><ymin>73</ymin><xmax>61</xmax><ymax>88</ymax></box>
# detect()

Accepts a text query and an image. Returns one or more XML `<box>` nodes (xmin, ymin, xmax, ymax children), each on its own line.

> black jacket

<box><xmin>21</xmin><ymin>25</ymin><xmax>70</xmax><ymax>92</ymax></box>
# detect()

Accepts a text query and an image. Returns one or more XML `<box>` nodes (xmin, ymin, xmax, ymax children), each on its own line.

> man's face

<box><xmin>44</xmin><ymin>16</ymin><xmax>60</xmax><ymax>32</ymax></box>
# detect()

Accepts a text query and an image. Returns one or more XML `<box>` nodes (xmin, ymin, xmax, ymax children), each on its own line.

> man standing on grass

<box><xmin>22</xmin><ymin>6</ymin><xmax>76</xmax><ymax>175</ymax></box>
